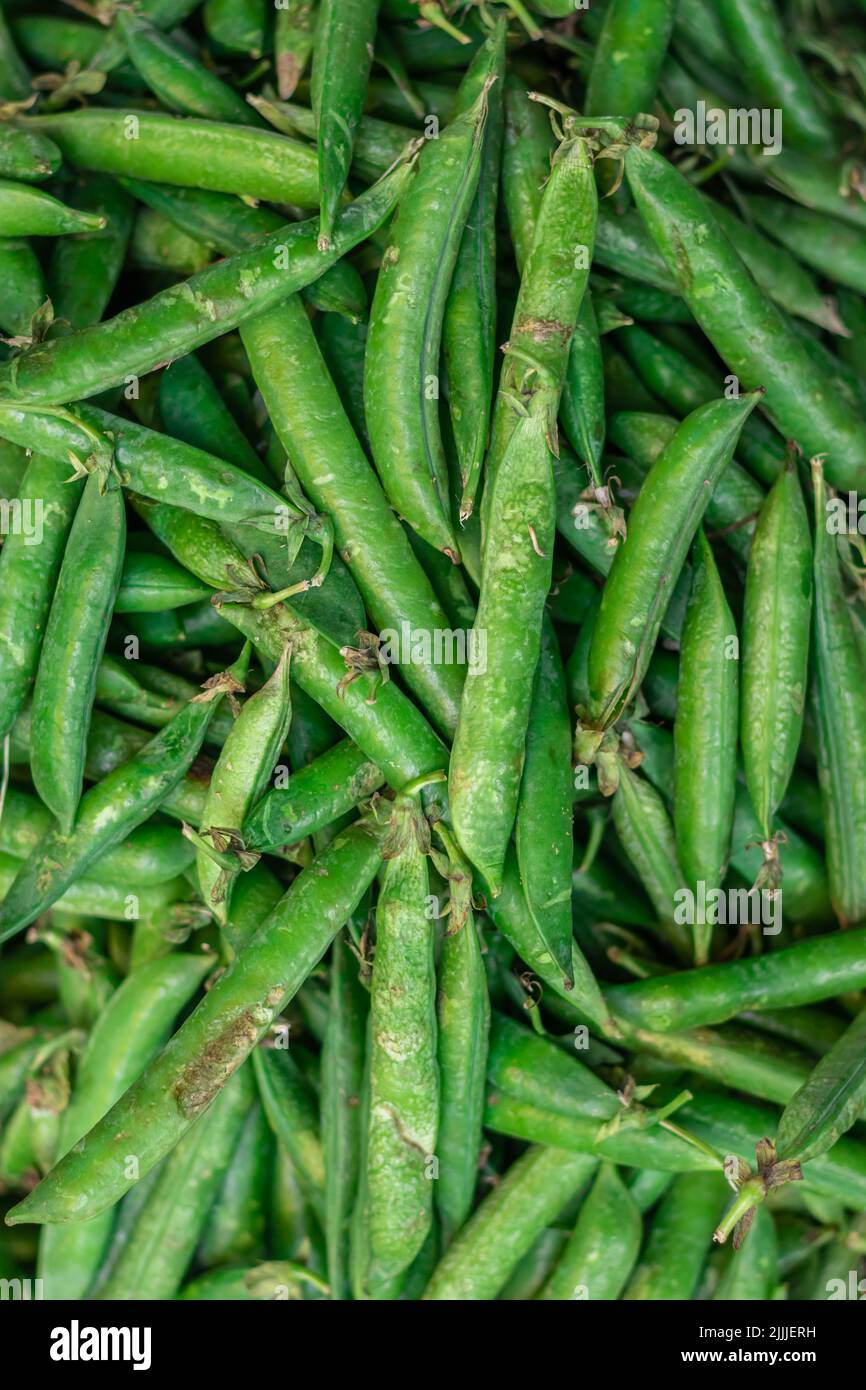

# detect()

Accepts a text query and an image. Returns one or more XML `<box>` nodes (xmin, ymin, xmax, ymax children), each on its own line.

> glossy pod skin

<box><xmin>0</xmin><ymin>239</ymin><xmax>45</xmax><ymax>338</ymax></box>
<box><xmin>7</xmin><ymin>823</ymin><xmax>381</xmax><ymax>1226</ymax></box>
<box><xmin>197</xmin><ymin>1099</ymin><xmax>270</xmax><ymax>1268</ymax></box>
<box><xmin>0</xmin><ymin>182</ymin><xmax>106</xmax><ymax>237</ymax></box>
<box><xmin>622</xmin><ymin>1173</ymin><xmax>724</xmax><ymax>1300</ymax></box>
<box><xmin>30</xmin><ymin>471</ymin><xmax>126</xmax><ymax>833</ymax></box>
<box><xmin>253</xmin><ymin>1047</ymin><xmax>325</xmax><ymax>1222</ymax></box>
<box><xmin>244</xmin><ymin>739</ymin><xmax>385</xmax><ymax>853</ymax></box>
<box><xmin>322</xmin><ymin>929</ymin><xmax>368</xmax><ymax>1300</ymax></box>
<box><xmin>0</xmin><ymin>125</ymin><xmax>60</xmax><ymax>183</ymax></box>
<box><xmin>775</xmin><ymin>1008</ymin><xmax>866</xmax><ymax>1165</ymax></box>
<box><xmin>116</xmin><ymin>11</ymin><xmax>260</xmax><ymax>125</ymax></box>
<box><xmin>809</xmin><ymin>460</ymin><xmax>866</xmax><ymax>926</ymax></box>
<box><xmin>584</xmin><ymin>0</ymin><xmax>676</xmax><ymax>117</ymax></box>
<box><xmin>538</xmin><ymin>1163</ymin><xmax>642</xmax><ymax>1301</ymax></box>
<box><xmin>0</xmin><ymin>161</ymin><xmax>412</xmax><ymax>406</ymax></box>
<box><xmin>311</xmin><ymin>0</ymin><xmax>379</xmax><ymax>249</ymax></box>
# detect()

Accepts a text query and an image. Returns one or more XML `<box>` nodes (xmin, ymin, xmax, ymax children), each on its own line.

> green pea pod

<box><xmin>117</xmin><ymin>11</ymin><xmax>258</xmax><ymax>125</ymax></box>
<box><xmin>240</xmin><ymin>294</ymin><xmax>465</xmax><ymax>738</ymax></box>
<box><xmin>275</xmin><ymin>0</ymin><xmax>317</xmax><ymax>99</ymax></box>
<box><xmin>197</xmin><ymin>646</ymin><xmax>292</xmax><ymax>923</ymax></box>
<box><xmin>365</xmin><ymin>82</ymin><xmax>491</xmax><ymax>558</ymax></box>
<box><xmin>158</xmin><ymin>353</ymin><xmax>266</xmax><ymax>479</ymax></box>
<box><xmin>579</xmin><ymin>391</ymin><xmax>761</xmax><ymax>744</ymax></box>
<box><xmin>115</xmin><ymin>551</ymin><xmax>212</xmax><ymax>613</ymax></box>
<box><xmin>47</xmin><ymin>174</ymin><xmax>136</xmax><ymax>331</ymax></box>
<box><xmin>0</xmin><ymin>157</ymin><xmax>412</xmax><ymax>406</ymax></box>
<box><xmin>627</xmin><ymin>1168</ymin><xmax>673</xmax><ymax>1213</ymax></box>
<box><xmin>500</xmin><ymin>74</ymin><xmax>554</xmax><ymax>276</ymax></box>
<box><xmin>487</xmin><ymin>1012</ymin><xmax>619</xmax><ymax>1123</ymax></box>
<box><xmin>606</xmin><ymin>926</ymin><xmax>866</xmax><ymax>1034</ymax></box>
<box><xmin>129</xmin><ymin>206</ymin><xmax>214</xmax><ymax>276</ymax></box>
<box><xmin>254</xmin><ymin>1046</ymin><xmax>326</xmax><ymax>1222</ymax></box>
<box><xmin>38</xmin><ymin>952</ymin><xmax>211</xmax><ymax>1300</ymax></box>
<box><xmin>748</xmin><ymin>147</ymin><xmax>866</xmax><ymax>233</ymax></box>
<box><xmin>434</xmin><ymin>829</ymin><xmax>489</xmax><ymax>1244</ymax></box>
<box><xmin>322</xmin><ymin>927</ymin><xmax>368</xmax><ymax>1299</ymax></box>
<box><xmin>0</xmin><ymin>125</ymin><xmax>58</xmax><ymax>186</ymax></box>
<box><xmin>561</xmin><ymin>289</ymin><xmax>606</xmax><ymax>490</ymax></box>
<box><xmin>8</xmin><ymin>821</ymin><xmax>381</xmax><ymax>1226</ymax></box>
<box><xmin>0</xmin><ymin>3</ymin><xmax>31</xmax><ymax>100</ymax></box>
<box><xmin>741</xmin><ymin>458</ymin><xmax>812</xmax><ymax>881</ymax></box>
<box><xmin>316</xmin><ymin>309</ymin><xmax>369</xmax><ymax>446</ymax></box>
<box><xmin>674</xmin><ymin>532</ymin><xmax>738</xmax><ymax>918</ymax></box>
<box><xmin>204</xmin><ymin>0</ymin><xmax>265</xmax><ymax>54</ymax></box>
<box><xmin>310</xmin><ymin>0</ymin><xmax>379</xmax><ymax>250</ymax></box>
<box><xmin>538</xmin><ymin>1162</ymin><xmax>642</xmax><ymax>1301</ymax></box>
<box><xmin>613</xmin><ymin>764</ymin><xmax>692</xmax><ymax>963</ymax></box>
<box><xmin>810</xmin><ymin>459</ymin><xmax>866</xmax><ymax>925</ymax></box>
<box><xmin>624</xmin><ymin>143</ymin><xmax>866</xmax><ymax>492</ymax></box>
<box><xmin>367</xmin><ymin>792</ymin><xmax>439</xmax><ymax>1289</ymax></box>
<box><xmin>423</xmin><ymin>1147</ymin><xmax>598</xmax><ymax>1301</ymax></box>
<box><xmin>715</xmin><ymin>0</ymin><xmax>834</xmax><ymax>155</ymax></box>
<box><xmin>775</xmin><ymin>1007</ymin><xmax>866</xmax><ymax>1165</ymax></box>
<box><xmin>442</xmin><ymin>19</ymin><xmax>506</xmax><ymax>523</ymax></box>
<box><xmin>31</xmin><ymin>471</ymin><xmax>125</xmax><ymax>832</ymax></box>
<box><xmin>623</xmin><ymin>1172</ymin><xmax>724</xmax><ymax>1299</ymax></box>
<box><xmin>584</xmin><ymin>0</ymin><xmax>676</xmax><ymax>117</ymax></box>
<box><xmin>97</xmin><ymin>1064</ymin><xmax>255</xmax><ymax>1300</ymax></box>
<box><xmin>0</xmin><ymin>238</ymin><xmax>45</xmax><ymax>338</ymax></box>
<box><xmin>594</xmin><ymin>204</ymin><xmax>678</xmax><ymax>294</ymax></box>
<box><xmin>0</xmin><ymin>180</ymin><xmax>106</xmax><ymax>237</ymax></box>
<box><xmin>0</xmin><ymin>655</ymin><xmax>244</xmax><ymax>944</ymax></box>
<box><xmin>252</xmin><ymin>94</ymin><xmax>411</xmax><ymax>184</ymax></box>
<box><xmin>515</xmin><ymin>614</ymin><xmax>575</xmax><ymax>984</ymax></box>
<box><xmin>0</xmin><ymin>452</ymin><xmax>83</xmax><ymax>740</ymax></box>
<box><xmin>244</xmin><ymin>739</ymin><xmax>384</xmax><ymax>853</ymax></box>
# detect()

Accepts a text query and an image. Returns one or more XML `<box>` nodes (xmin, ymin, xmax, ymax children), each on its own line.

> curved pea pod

<box><xmin>715</xmin><ymin>0</ymin><xmax>834</xmax><ymax>155</ymax></box>
<box><xmin>560</xmin><ymin>289</ymin><xmax>606</xmax><ymax>495</ymax></box>
<box><xmin>96</xmin><ymin>1064</ymin><xmax>255</xmax><ymax>1301</ymax></box>
<box><xmin>515</xmin><ymin>614</ymin><xmax>575</xmax><ymax>985</ymax></box>
<box><xmin>584</xmin><ymin>0</ymin><xmax>676</xmax><ymax>116</ymax></box>
<box><xmin>423</xmin><ymin>1147</ymin><xmax>598</xmax><ymax>1301</ymax></box>
<box><xmin>624</xmin><ymin>143</ymin><xmax>866</xmax><ymax>492</ymax></box>
<box><xmin>196</xmin><ymin>646</ymin><xmax>292</xmax><ymax>923</ymax></box>
<box><xmin>31</xmin><ymin>470</ymin><xmax>125</xmax><ymax>833</ymax></box>
<box><xmin>322</xmin><ymin>927</ymin><xmax>368</xmax><ymax>1300</ymax></box>
<box><xmin>364</xmin><ymin>83</ymin><xmax>491</xmax><ymax>559</ymax></box>
<box><xmin>810</xmin><ymin>458</ymin><xmax>866</xmax><ymax>926</ymax></box>
<box><xmin>442</xmin><ymin>19</ymin><xmax>506</xmax><ymax>523</ymax></box>
<box><xmin>8</xmin><ymin>821</ymin><xmax>382</xmax><ymax>1226</ymax></box>
<box><xmin>116</xmin><ymin>10</ymin><xmax>258</xmax><ymax>125</ymax></box>
<box><xmin>434</xmin><ymin>829</ymin><xmax>489</xmax><ymax>1244</ymax></box>
<box><xmin>775</xmin><ymin>1007</ymin><xmax>866</xmax><ymax>1167</ymax></box>
<box><xmin>0</xmin><ymin>452</ymin><xmax>83</xmax><ymax>740</ymax></box>
<box><xmin>740</xmin><ymin>457</ymin><xmax>812</xmax><ymax>885</ymax></box>
<box><xmin>37</xmin><ymin>951</ymin><xmax>211</xmax><ymax>1300</ymax></box>
<box><xmin>115</xmin><ymin>550</ymin><xmax>212</xmax><ymax>613</ymax></box>
<box><xmin>0</xmin><ymin>238</ymin><xmax>45</xmax><ymax>338</ymax></box>
<box><xmin>538</xmin><ymin>1162</ymin><xmax>642</xmax><ymax>1301</ymax></box>
<box><xmin>0</xmin><ymin>180</ymin><xmax>106</xmax><ymax>237</ymax></box>
<box><xmin>0</xmin><ymin>158</ymin><xmax>413</xmax><ymax>407</ymax></box>
<box><xmin>622</xmin><ymin>1172</ymin><xmax>725</xmax><ymax>1299</ymax></box>
<box><xmin>0</xmin><ymin>656</ymin><xmax>244</xmax><ymax>944</ymax></box>
<box><xmin>674</xmin><ymin>531</ymin><xmax>739</xmax><ymax>947</ymax></box>
<box><xmin>578</xmin><ymin>391</ymin><xmax>761</xmax><ymax>746</ymax></box>
<box><xmin>613</xmin><ymin>764</ymin><xmax>692</xmax><ymax>964</ymax></box>
<box><xmin>244</xmin><ymin>739</ymin><xmax>385</xmax><ymax>854</ymax></box>
<box><xmin>254</xmin><ymin>1045</ymin><xmax>325</xmax><ymax>1223</ymax></box>
<box><xmin>310</xmin><ymin>0</ymin><xmax>379</xmax><ymax>249</ymax></box>
<box><xmin>367</xmin><ymin>792</ymin><xmax>439</xmax><ymax>1291</ymax></box>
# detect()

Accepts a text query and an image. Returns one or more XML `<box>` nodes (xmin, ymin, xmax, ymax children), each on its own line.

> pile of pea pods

<box><xmin>1</xmin><ymin>0</ymin><xmax>866</xmax><ymax>1304</ymax></box>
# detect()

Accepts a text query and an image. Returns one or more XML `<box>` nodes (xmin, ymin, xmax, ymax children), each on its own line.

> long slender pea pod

<box><xmin>744</xmin><ymin>196</ymin><xmax>866</xmax><ymax>298</ymax></box>
<box><xmin>624</xmin><ymin>144</ymin><xmax>866</xmax><ymax>491</ymax></box>
<box><xmin>622</xmin><ymin>1172</ymin><xmax>724</xmax><ymax>1300</ymax></box>
<box><xmin>0</xmin><ymin>160</ymin><xmax>412</xmax><ymax>407</ymax></box>
<box><xmin>442</xmin><ymin>19</ymin><xmax>506</xmax><ymax>523</ymax></box>
<box><xmin>322</xmin><ymin>928</ymin><xmax>368</xmax><ymax>1299</ymax></box>
<box><xmin>310</xmin><ymin>0</ymin><xmax>379</xmax><ymax>250</ymax></box>
<box><xmin>116</xmin><ymin>11</ymin><xmax>258</xmax><ymax>125</ymax></box>
<box><xmin>244</xmin><ymin>740</ymin><xmax>384</xmax><ymax>853</ymax></box>
<box><xmin>578</xmin><ymin>392</ymin><xmax>761</xmax><ymax>751</ymax></box>
<box><xmin>715</xmin><ymin>0</ymin><xmax>834</xmax><ymax>155</ymax></box>
<box><xmin>810</xmin><ymin>459</ymin><xmax>866</xmax><ymax>925</ymax></box>
<box><xmin>740</xmin><ymin>458</ymin><xmax>812</xmax><ymax>885</ymax></box>
<box><xmin>30</xmin><ymin>471</ymin><xmax>125</xmax><ymax>832</ymax></box>
<box><xmin>115</xmin><ymin>551</ymin><xmax>212</xmax><ymax>612</ymax></box>
<box><xmin>746</xmin><ymin>147</ymin><xmax>866</xmax><ymax>233</ymax></box>
<box><xmin>0</xmin><ymin>657</ymin><xmax>244</xmax><ymax>945</ymax></box>
<box><xmin>775</xmin><ymin>1008</ymin><xmax>866</xmax><ymax>1166</ymax></box>
<box><xmin>561</xmin><ymin>290</ymin><xmax>606</xmax><ymax>495</ymax></box>
<box><xmin>37</xmin><ymin>952</ymin><xmax>211</xmax><ymax>1300</ymax></box>
<box><xmin>254</xmin><ymin>1046</ymin><xmax>326</xmax><ymax>1222</ymax></box>
<box><xmin>584</xmin><ymin>0</ymin><xmax>676</xmax><ymax>117</ymax></box>
<box><xmin>434</xmin><ymin>828</ymin><xmax>489</xmax><ymax>1244</ymax></box>
<box><xmin>158</xmin><ymin>353</ymin><xmax>265</xmax><ymax>479</ymax></box>
<box><xmin>196</xmin><ymin>1100</ymin><xmax>271</xmax><ymax>1268</ymax></box>
<box><xmin>423</xmin><ymin>1147</ymin><xmax>598</xmax><ymax>1301</ymax></box>
<box><xmin>538</xmin><ymin>1163</ymin><xmax>642</xmax><ymax>1301</ymax></box>
<box><xmin>515</xmin><ymin>614</ymin><xmax>574</xmax><ymax>983</ymax></box>
<box><xmin>47</xmin><ymin>175</ymin><xmax>135</xmax><ymax>331</ymax></box>
<box><xmin>0</xmin><ymin>239</ymin><xmax>45</xmax><ymax>338</ymax></box>
<box><xmin>239</xmin><ymin>295</ymin><xmax>465</xmax><ymax>738</ymax></box>
<box><xmin>0</xmin><ymin>856</ymin><xmax>185</xmax><ymax>921</ymax></box>
<box><xmin>251</xmin><ymin>94</ymin><xmax>412</xmax><ymax>184</ymax></box>
<box><xmin>8</xmin><ymin>822</ymin><xmax>381</xmax><ymax>1226</ymax></box>
<box><xmin>605</xmin><ymin>927</ymin><xmax>866</xmax><ymax>1034</ymax></box>
<box><xmin>275</xmin><ymin>0</ymin><xmax>317</xmax><ymax>99</ymax></box>
<box><xmin>0</xmin><ymin>182</ymin><xmax>106</xmax><ymax>237</ymax></box>
<box><xmin>674</xmin><ymin>531</ymin><xmax>738</xmax><ymax>938</ymax></box>
<box><xmin>613</xmin><ymin>764</ymin><xmax>691</xmax><ymax>963</ymax></box>
<box><xmin>96</xmin><ymin>1065</ymin><xmax>254</xmax><ymax>1300</ymax></box>
<box><xmin>196</xmin><ymin>647</ymin><xmax>292</xmax><ymax>923</ymax></box>
<box><xmin>0</xmin><ymin>1</ymin><xmax>30</xmax><ymax>99</ymax></box>
<box><xmin>593</xmin><ymin>204</ymin><xmax>678</xmax><ymax>294</ymax></box>
<box><xmin>500</xmin><ymin>75</ymin><xmax>554</xmax><ymax>275</ymax></box>
<box><xmin>365</xmin><ymin>84</ymin><xmax>491</xmax><ymax>559</ymax></box>
<box><xmin>367</xmin><ymin>792</ymin><xmax>439</xmax><ymax>1290</ymax></box>
<box><xmin>0</xmin><ymin>453</ymin><xmax>83</xmax><ymax>739</ymax></box>
<box><xmin>617</xmin><ymin>1019</ymin><xmax>813</xmax><ymax>1108</ymax></box>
